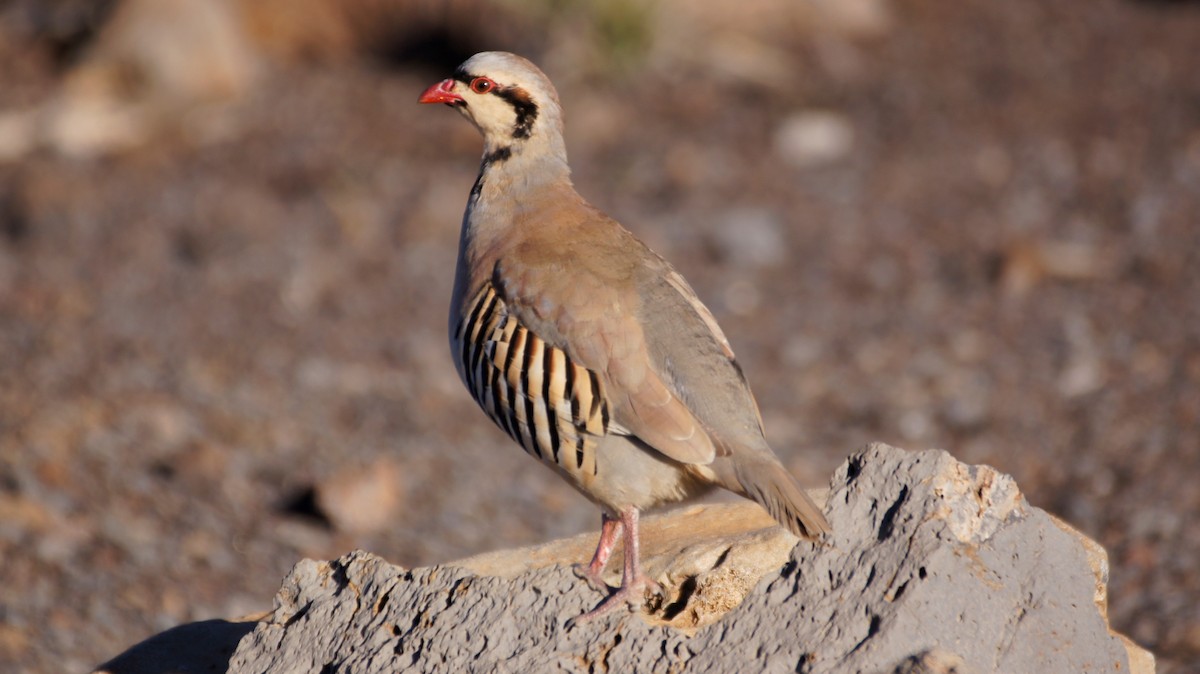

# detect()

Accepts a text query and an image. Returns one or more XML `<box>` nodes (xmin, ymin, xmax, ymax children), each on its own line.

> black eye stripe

<box><xmin>450</xmin><ymin>68</ymin><xmax>540</xmax><ymax>139</ymax></box>
<box><xmin>494</xmin><ymin>87</ymin><xmax>539</xmax><ymax>139</ymax></box>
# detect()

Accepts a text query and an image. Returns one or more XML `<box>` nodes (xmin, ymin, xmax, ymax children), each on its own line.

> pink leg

<box><xmin>574</xmin><ymin>512</ymin><xmax>623</xmax><ymax>592</ymax></box>
<box><xmin>568</xmin><ymin>506</ymin><xmax>663</xmax><ymax>626</ymax></box>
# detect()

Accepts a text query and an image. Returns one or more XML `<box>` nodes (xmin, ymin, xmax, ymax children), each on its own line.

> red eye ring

<box><xmin>470</xmin><ymin>77</ymin><xmax>494</xmax><ymax>94</ymax></box>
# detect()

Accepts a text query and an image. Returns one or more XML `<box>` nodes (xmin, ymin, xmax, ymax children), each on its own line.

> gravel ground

<box><xmin>1</xmin><ymin>1</ymin><xmax>1198</xmax><ymax>672</ymax></box>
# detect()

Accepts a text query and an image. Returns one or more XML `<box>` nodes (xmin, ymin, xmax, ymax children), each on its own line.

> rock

<box><xmin>889</xmin><ymin>649</ymin><xmax>971</xmax><ymax>674</ymax></box>
<box><xmin>650</xmin><ymin>0</ymin><xmax>891</xmax><ymax>89</ymax></box>
<box><xmin>774</xmin><ymin>110</ymin><xmax>856</xmax><ymax>168</ymax></box>
<box><xmin>314</xmin><ymin>458</ymin><xmax>405</xmax><ymax>534</ymax></box>
<box><xmin>95</xmin><ymin>444</ymin><xmax>1155</xmax><ymax>673</ymax></box>
<box><xmin>0</xmin><ymin>0</ymin><xmax>345</xmax><ymax>160</ymax></box>
<box><xmin>452</xmin><ymin>499</ymin><xmax>806</xmax><ymax>631</ymax></box>
<box><xmin>37</xmin><ymin>0</ymin><xmax>259</xmax><ymax>157</ymax></box>
<box><xmin>997</xmin><ymin>239</ymin><xmax>1119</xmax><ymax>297</ymax></box>
<box><xmin>708</xmin><ymin>207</ymin><xmax>788</xmax><ymax>269</ymax></box>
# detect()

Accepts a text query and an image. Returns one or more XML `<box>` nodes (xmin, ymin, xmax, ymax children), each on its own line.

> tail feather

<box><xmin>735</xmin><ymin>459</ymin><xmax>831</xmax><ymax>539</ymax></box>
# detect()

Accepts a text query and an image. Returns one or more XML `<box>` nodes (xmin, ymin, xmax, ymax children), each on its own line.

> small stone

<box><xmin>1058</xmin><ymin>356</ymin><xmax>1105</xmax><ymax>398</ymax></box>
<box><xmin>774</xmin><ymin>111</ymin><xmax>855</xmax><ymax>168</ymax></box>
<box><xmin>710</xmin><ymin>207</ymin><xmax>787</xmax><ymax>268</ymax></box>
<box><xmin>315</xmin><ymin>459</ymin><xmax>404</xmax><ymax>534</ymax></box>
<box><xmin>722</xmin><ymin>279</ymin><xmax>761</xmax><ymax>315</ymax></box>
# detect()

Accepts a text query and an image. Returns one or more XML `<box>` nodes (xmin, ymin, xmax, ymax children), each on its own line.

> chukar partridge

<box><xmin>419</xmin><ymin>52</ymin><xmax>830</xmax><ymax>623</ymax></box>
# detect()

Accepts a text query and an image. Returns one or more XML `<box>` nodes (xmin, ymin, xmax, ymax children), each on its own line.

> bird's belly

<box><xmin>568</xmin><ymin>434</ymin><xmax>714</xmax><ymax>513</ymax></box>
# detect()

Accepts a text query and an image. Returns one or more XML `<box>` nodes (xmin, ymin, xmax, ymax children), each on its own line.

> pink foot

<box><xmin>567</xmin><ymin>575</ymin><xmax>663</xmax><ymax>628</ymax></box>
<box><xmin>573</xmin><ymin>512</ymin><xmax>623</xmax><ymax>594</ymax></box>
<box><xmin>566</xmin><ymin>507</ymin><xmax>662</xmax><ymax>628</ymax></box>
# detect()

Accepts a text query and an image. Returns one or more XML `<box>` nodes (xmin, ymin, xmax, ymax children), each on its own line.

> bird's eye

<box><xmin>470</xmin><ymin>77</ymin><xmax>494</xmax><ymax>94</ymax></box>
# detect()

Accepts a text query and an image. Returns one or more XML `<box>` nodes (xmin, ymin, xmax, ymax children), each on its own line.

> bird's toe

<box><xmin>572</xmin><ymin>563</ymin><xmax>613</xmax><ymax>593</ymax></box>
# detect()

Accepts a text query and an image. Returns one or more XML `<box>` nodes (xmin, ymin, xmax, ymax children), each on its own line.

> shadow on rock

<box><xmin>94</xmin><ymin>618</ymin><xmax>259</xmax><ymax>674</ymax></box>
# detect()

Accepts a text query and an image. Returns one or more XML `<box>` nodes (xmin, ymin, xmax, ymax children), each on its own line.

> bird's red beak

<box><xmin>418</xmin><ymin>79</ymin><xmax>464</xmax><ymax>105</ymax></box>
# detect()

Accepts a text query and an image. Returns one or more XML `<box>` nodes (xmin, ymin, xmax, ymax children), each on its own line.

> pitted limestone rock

<box><xmin>98</xmin><ymin>444</ymin><xmax>1154</xmax><ymax>674</ymax></box>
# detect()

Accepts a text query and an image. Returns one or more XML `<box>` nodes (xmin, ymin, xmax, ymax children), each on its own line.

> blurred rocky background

<box><xmin>0</xmin><ymin>0</ymin><xmax>1196</xmax><ymax>671</ymax></box>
